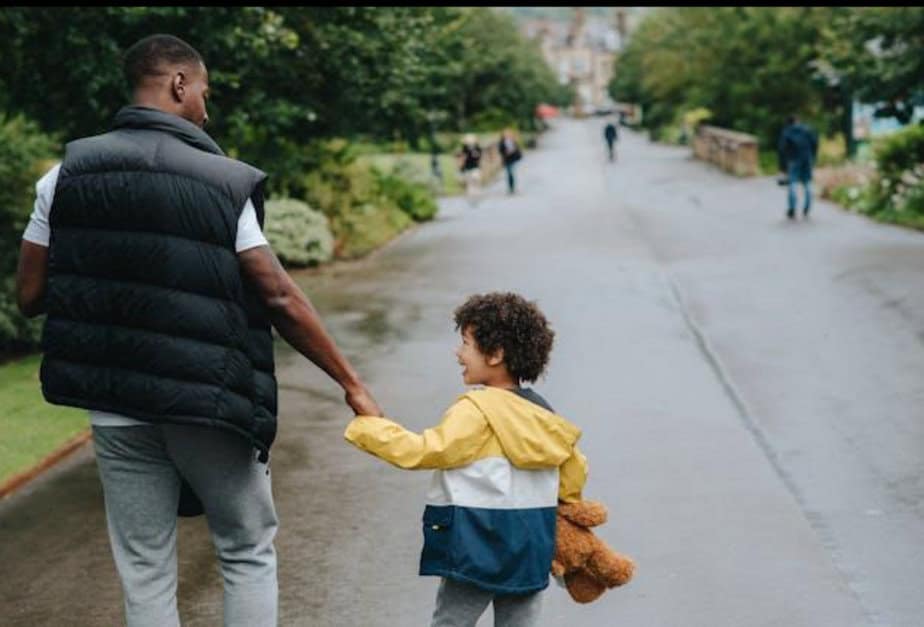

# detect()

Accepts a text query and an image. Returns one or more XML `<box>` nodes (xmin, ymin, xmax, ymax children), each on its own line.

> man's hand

<box><xmin>345</xmin><ymin>384</ymin><xmax>383</xmax><ymax>417</ymax></box>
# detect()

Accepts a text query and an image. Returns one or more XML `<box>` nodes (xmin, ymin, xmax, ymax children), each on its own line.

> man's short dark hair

<box><xmin>123</xmin><ymin>34</ymin><xmax>204</xmax><ymax>89</ymax></box>
<box><xmin>454</xmin><ymin>292</ymin><xmax>555</xmax><ymax>383</ymax></box>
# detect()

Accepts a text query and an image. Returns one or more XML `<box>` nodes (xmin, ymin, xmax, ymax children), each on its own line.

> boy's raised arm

<box><xmin>345</xmin><ymin>399</ymin><xmax>490</xmax><ymax>470</ymax></box>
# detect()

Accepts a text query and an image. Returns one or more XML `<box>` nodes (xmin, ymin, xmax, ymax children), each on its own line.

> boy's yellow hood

<box><xmin>462</xmin><ymin>387</ymin><xmax>581</xmax><ymax>469</ymax></box>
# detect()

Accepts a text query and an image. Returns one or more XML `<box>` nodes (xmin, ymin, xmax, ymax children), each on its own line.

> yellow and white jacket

<box><xmin>344</xmin><ymin>386</ymin><xmax>587</xmax><ymax>594</ymax></box>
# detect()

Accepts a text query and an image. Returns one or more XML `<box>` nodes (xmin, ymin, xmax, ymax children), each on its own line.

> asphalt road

<box><xmin>2</xmin><ymin>118</ymin><xmax>922</xmax><ymax>626</ymax></box>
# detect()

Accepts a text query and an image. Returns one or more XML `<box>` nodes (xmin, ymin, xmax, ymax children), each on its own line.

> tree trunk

<box><xmin>842</xmin><ymin>88</ymin><xmax>856</xmax><ymax>159</ymax></box>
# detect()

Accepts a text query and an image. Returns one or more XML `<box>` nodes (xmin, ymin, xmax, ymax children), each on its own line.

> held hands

<box><xmin>345</xmin><ymin>383</ymin><xmax>383</xmax><ymax>417</ymax></box>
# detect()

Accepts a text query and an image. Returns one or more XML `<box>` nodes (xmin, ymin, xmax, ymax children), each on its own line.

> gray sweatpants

<box><xmin>430</xmin><ymin>578</ymin><xmax>543</xmax><ymax>627</ymax></box>
<box><xmin>92</xmin><ymin>424</ymin><xmax>278</xmax><ymax>627</ymax></box>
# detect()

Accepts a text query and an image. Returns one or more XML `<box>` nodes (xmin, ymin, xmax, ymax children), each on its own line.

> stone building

<box><xmin>521</xmin><ymin>8</ymin><xmax>647</xmax><ymax>115</ymax></box>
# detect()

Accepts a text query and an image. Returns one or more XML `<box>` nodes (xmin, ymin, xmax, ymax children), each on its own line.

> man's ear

<box><xmin>487</xmin><ymin>347</ymin><xmax>505</xmax><ymax>367</ymax></box>
<box><xmin>171</xmin><ymin>71</ymin><xmax>186</xmax><ymax>103</ymax></box>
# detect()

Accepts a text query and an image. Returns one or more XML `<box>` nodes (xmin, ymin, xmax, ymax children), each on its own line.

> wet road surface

<box><xmin>2</xmin><ymin>118</ymin><xmax>923</xmax><ymax>626</ymax></box>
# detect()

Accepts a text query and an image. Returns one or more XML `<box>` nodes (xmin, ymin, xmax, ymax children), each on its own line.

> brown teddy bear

<box><xmin>551</xmin><ymin>500</ymin><xmax>636</xmax><ymax>603</ymax></box>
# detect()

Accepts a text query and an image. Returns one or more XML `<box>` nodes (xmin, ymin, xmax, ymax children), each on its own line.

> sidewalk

<box><xmin>2</xmin><ymin>118</ymin><xmax>921</xmax><ymax>626</ymax></box>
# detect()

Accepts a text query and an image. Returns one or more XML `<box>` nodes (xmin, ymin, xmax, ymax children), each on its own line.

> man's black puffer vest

<box><xmin>41</xmin><ymin>106</ymin><xmax>277</xmax><ymax>462</ymax></box>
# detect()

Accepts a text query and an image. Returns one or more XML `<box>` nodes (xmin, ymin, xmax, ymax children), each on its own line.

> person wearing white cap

<box><xmin>457</xmin><ymin>133</ymin><xmax>483</xmax><ymax>204</ymax></box>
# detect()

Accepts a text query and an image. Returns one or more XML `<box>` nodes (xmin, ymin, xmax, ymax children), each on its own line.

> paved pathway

<box><xmin>2</xmin><ymin>118</ymin><xmax>923</xmax><ymax>626</ymax></box>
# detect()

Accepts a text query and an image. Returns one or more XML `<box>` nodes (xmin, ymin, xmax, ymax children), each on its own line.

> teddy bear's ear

<box><xmin>559</xmin><ymin>500</ymin><xmax>608</xmax><ymax>527</ymax></box>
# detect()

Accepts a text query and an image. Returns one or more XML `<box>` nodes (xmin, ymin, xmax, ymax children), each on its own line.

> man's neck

<box><xmin>131</xmin><ymin>92</ymin><xmax>181</xmax><ymax>119</ymax></box>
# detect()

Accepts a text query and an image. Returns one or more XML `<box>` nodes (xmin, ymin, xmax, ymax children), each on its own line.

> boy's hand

<box><xmin>345</xmin><ymin>383</ymin><xmax>383</xmax><ymax>417</ymax></box>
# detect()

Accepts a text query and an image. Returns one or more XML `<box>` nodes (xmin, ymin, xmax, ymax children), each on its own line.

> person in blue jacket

<box><xmin>778</xmin><ymin>115</ymin><xmax>819</xmax><ymax>220</ymax></box>
<box><xmin>345</xmin><ymin>292</ymin><xmax>588</xmax><ymax>627</ymax></box>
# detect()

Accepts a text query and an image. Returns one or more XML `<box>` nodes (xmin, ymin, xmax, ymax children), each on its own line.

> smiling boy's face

<box><xmin>455</xmin><ymin>326</ymin><xmax>498</xmax><ymax>386</ymax></box>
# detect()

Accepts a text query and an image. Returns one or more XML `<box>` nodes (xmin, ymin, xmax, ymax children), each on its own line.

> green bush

<box><xmin>830</xmin><ymin>181</ymin><xmax>879</xmax><ymax>214</ymax></box>
<box><xmin>825</xmin><ymin>125</ymin><xmax>924</xmax><ymax>231</ymax></box>
<box><xmin>334</xmin><ymin>201</ymin><xmax>412</xmax><ymax>259</ymax></box>
<box><xmin>469</xmin><ymin>107</ymin><xmax>518</xmax><ymax>133</ymax></box>
<box><xmin>817</xmin><ymin>133</ymin><xmax>847</xmax><ymax>167</ymax></box>
<box><xmin>293</xmin><ymin>137</ymin><xmax>442</xmax><ymax>258</ymax></box>
<box><xmin>0</xmin><ymin>276</ymin><xmax>44</xmax><ymax>355</ymax></box>
<box><xmin>0</xmin><ymin>114</ymin><xmax>58</xmax><ymax>353</ymax></box>
<box><xmin>303</xmin><ymin>160</ymin><xmax>377</xmax><ymax>219</ymax></box>
<box><xmin>302</xmin><ymin>156</ymin><xmax>414</xmax><ymax>259</ymax></box>
<box><xmin>871</xmin><ymin>123</ymin><xmax>924</xmax><ymax>217</ymax></box>
<box><xmin>0</xmin><ymin>115</ymin><xmax>58</xmax><ymax>264</ymax></box>
<box><xmin>263</xmin><ymin>198</ymin><xmax>334</xmax><ymax>267</ymax></box>
<box><xmin>374</xmin><ymin>166</ymin><xmax>438</xmax><ymax>222</ymax></box>
<box><xmin>758</xmin><ymin>150</ymin><xmax>780</xmax><ymax>175</ymax></box>
<box><xmin>651</xmin><ymin>122</ymin><xmax>684</xmax><ymax>145</ymax></box>
<box><xmin>651</xmin><ymin>108</ymin><xmax>712</xmax><ymax>146</ymax></box>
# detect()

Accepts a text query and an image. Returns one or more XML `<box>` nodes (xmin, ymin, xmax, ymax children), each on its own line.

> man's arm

<box><xmin>17</xmin><ymin>163</ymin><xmax>58</xmax><ymax>318</ymax></box>
<box><xmin>238</xmin><ymin>244</ymin><xmax>382</xmax><ymax>417</ymax></box>
<box><xmin>16</xmin><ymin>240</ymin><xmax>49</xmax><ymax>318</ymax></box>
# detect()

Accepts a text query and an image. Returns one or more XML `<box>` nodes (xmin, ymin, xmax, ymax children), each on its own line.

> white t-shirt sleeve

<box><xmin>21</xmin><ymin>163</ymin><xmax>61</xmax><ymax>247</ymax></box>
<box><xmin>235</xmin><ymin>198</ymin><xmax>269</xmax><ymax>253</ymax></box>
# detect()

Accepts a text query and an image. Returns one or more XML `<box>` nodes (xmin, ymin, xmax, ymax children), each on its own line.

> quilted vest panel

<box><xmin>41</xmin><ymin>106</ymin><xmax>277</xmax><ymax>459</ymax></box>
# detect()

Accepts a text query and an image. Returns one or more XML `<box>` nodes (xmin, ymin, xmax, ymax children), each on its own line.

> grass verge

<box><xmin>0</xmin><ymin>354</ymin><xmax>87</xmax><ymax>487</ymax></box>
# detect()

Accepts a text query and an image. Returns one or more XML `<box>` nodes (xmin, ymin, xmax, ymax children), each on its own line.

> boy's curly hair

<box><xmin>453</xmin><ymin>292</ymin><xmax>555</xmax><ymax>383</ymax></box>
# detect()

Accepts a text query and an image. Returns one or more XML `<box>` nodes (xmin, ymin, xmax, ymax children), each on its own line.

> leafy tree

<box><xmin>442</xmin><ymin>8</ymin><xmax>563</xmax><ymax>132</ymax></box>
<box><xmin>610</xmin><ymin>8</ymin><xmax>837</xmax><ymax>147</ymax></box>
<box><xmin>819</xmin><ymin>7</ymin><xmax>924</xmax><ymax>127</ymax></box>
<box><xmin>0</xmin><ymin>8</ymin><xmax>307</xmax><ymax>187</ymax></box>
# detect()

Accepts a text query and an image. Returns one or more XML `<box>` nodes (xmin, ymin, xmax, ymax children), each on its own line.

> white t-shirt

<box><xmin>23</xmin><ymin>163</ymin><xmax>270</xmax><ymax>427</ymax></box>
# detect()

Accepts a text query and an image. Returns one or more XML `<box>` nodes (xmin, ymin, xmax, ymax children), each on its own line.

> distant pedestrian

<box><xmin>777</xmin><ymin>115</ymin><xmax>819</xmax><ymax>219</ymax></box>
<box><xmin>604</xmin><ymin>120</ymin><xmax>618</xmax><ymax>162</ymax></box>
<box><xmin>344</xmin><ymin>292</ymin><xmax>588</xmax><ymax>627</ymax></box>
<box><xmin>430</xmin><ymin>147</ymin><xmax>443</xmax><ymax>192</ymax></box>
<box><xmin>498</xmin><ymin>128</ymin><xmax>523</xmax><ymax>195</ymax></box>
<box><xmin>457</xmin><ymin>133</ymin><xmax>483</xmax><ymax>202</ymax></box>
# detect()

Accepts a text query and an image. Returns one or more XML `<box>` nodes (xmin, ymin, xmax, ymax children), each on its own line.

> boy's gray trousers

<box><xmin>92</xmin><ymin>424</ymin><xmax>278</xmax><ymax>627</ymax></box>
<box><xmin>430</xmin><ymin>577</ymin><xmax>543</xmax><ymax>627</ymax></box>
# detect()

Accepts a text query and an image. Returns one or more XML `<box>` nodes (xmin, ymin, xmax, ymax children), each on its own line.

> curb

<box><xmin>0</xmin><ymin>429</ymin><xmax>92</xmax><ymax>499</ymax></box>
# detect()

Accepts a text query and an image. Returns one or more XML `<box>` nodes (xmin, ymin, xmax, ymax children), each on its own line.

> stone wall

<box><xmin>692</xmin><ymin>125</ymin><xmax>759</xmax><ymax>177</ymax></box>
